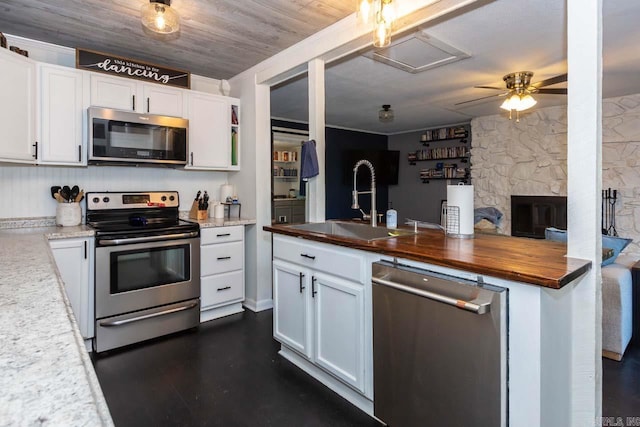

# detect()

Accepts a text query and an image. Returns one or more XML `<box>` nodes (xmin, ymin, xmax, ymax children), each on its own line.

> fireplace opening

<box><xmin>511</xmin><ymin>195</ymin><xmax>567</xmax><ymax>238</ymax></box>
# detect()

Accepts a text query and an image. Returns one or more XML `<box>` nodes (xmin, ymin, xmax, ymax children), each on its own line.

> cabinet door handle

<box><xmin>190</xmin><ymin>152</ymin><xmax>194</xmax><ymax>166</ymax></box>
<box><xmin>78</xmin><ymin>145</ymin><xmax>82</xmax><ymax>162</ymax></box>
<box><xmin>299</xmin><ymin>272</ymin><xmax>305</xmax><ymax>293</ymax></box>
<box><xmin>312</xmin><ymin>276</ymin><xmax>317</xmax><ymax>298</ymax></box>
<box><xmin>132</xmin><ymin>95</ymin><xmax>136</xmax><ymax>111</ymax></box>
<box><xmin>147</xmin><ymin>97</ymin><xmax>150</xmax><ymax>113</ymax></box>
<box><xmin>32</xmin><ymin>141</ymin><xmax>38</xmax><ymax>159</ymax></box>
<box><xmin>217</xmin><ymin>256</ymin><xmax>231</xmax><ymax>261</ymax></box>
<box><xmin>217</xmin><ymin>286</ymin><xmax>231</xmax><ymax>291</ymax></box>
<box><xmin>216</xmin><ymin>233</ymin><xmax>231</xmax><ymax>237</ymax></box>
<box><xmin>84</xmin><ymin>240</ymin><xmax>87</xmax><ymax>259</ymax></box>
<box><xmin>300</xmin><ymin>253</ymin><xmax>316</xmax><ymax>260</ymax></box>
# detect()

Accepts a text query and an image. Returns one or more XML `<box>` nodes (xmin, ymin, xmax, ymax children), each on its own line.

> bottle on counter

<box><xmin>386</xmin><ymin>202</ymin><xmax>397</xmax><ymax>229</ymax></box>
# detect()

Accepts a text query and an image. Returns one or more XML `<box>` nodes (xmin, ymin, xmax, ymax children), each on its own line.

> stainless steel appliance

<box><xmin>88</xmin><ymin>107</ymin><xmax>188</xmax><ymax>165</ymax></box>
<box><xmin>87</xmin><ymin>191</ymin><xmax>200</xmax><ymax>353</ymax></box>
<box><xmin>372</xmin><ymin>261</ymin><xmax>507</xmax><ymax>427</ymax></box>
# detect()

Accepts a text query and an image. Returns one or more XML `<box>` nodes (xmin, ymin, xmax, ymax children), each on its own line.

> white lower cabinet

<box><xmin>200</xmin><ymin>226</ymin><xmax>245</xmax><ymax>322</ymax></box>
<box><xmin>49</xmin><ymin>237</ymin><xmax>94</xmax><ymax>341</ymax></box>
<box><xmin>272</xmin><ymin>235</ymin><xmax>375</xmax><ymax>403</ymax></box>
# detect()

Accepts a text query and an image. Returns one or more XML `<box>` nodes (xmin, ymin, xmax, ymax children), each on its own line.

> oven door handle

<box><xmin>98</xmin><ymin>231</ymin><xmax>199</xmax><ymax>246</ymax></box>
<box><xmin>99</xmin><ymin>301</ymin><xmax>199</xmax><ymax>327</ymax></box>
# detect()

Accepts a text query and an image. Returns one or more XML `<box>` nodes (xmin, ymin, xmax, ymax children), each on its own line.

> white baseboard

<box><xmin>243</xmin><ymin>298</ymin><xmax>273</xmax><ymax>312</ymax></box>
<box><xmin>200</xmin><ymin>303</ymin><xmax>244</xmax><ymax>323</ymax></box>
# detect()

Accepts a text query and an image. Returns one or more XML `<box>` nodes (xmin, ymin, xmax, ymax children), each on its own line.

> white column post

<box><xmin>567</xmin><ymin>0</ymin><xmax>603</xmax><ymax>425</ymax></box>
<box><xmin>306</xmin><ymin>58</ymin><xmax>326</xmax><ymax>222</ymax></box>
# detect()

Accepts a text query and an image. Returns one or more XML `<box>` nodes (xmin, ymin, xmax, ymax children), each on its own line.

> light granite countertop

<box><xmin>0</xmin><ymin>223</ymin><xmax>113</xmax><ymax>426</ymax></box>
<box><xmin>179</xmin><ymin>213</ymin><xmax>257</xmax><ymax>229</ymax></box>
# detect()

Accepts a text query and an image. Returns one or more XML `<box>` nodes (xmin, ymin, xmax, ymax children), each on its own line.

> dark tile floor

<box><xmin>602</xmin><ymin>341</ymin><xmax>640</xmax><ymax>420</ymax></box>
<box><xmin>92</xmin><ymin>310</ymin><xmax>640</xmax><ymax>427</ymax></box>
<box><xmin>91</xmin><ymin>310</ymin><xmax>381</xmax><ymax>427</ymax></box>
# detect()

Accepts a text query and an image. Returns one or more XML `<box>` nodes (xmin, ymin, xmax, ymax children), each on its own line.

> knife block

<box><xmin>188</xmin><ymin>201</ymin><xmax>208</xmax><ymax>220</ymax></box>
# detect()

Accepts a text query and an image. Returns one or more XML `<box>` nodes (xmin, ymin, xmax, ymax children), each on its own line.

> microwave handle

<box><xmin>132</xmin><ymin>95</ymin><xmax>135</xmax><ymax>111</ymax></box>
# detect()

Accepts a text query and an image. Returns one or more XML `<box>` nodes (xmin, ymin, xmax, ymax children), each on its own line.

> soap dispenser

<box><xmin>386</xmin><ymin>202</ymin><xmax>397</xmax><ymax>229</ymax></box>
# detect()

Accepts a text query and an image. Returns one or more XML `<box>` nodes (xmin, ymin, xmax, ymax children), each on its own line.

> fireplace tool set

<box><xmin>602</xmin><ymin>188</ymin><xmax>618</xmax><ymax>236</ymax></box>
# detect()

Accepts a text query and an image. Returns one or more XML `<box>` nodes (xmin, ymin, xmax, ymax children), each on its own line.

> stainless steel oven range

<box><xmin>87</xmin><ymin>191</ymin><xmax>200</xmax><ymax>353</ymax></box>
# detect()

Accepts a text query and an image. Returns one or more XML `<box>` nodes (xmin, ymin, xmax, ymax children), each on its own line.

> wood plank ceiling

<box><xmin>0</xmin><ymin>0</ymin><xmax>353</xmax><ymax>79</ymax></box>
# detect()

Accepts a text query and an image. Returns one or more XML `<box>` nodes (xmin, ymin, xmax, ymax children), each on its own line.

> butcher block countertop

<box><xmin>264</xmin><ymin>222</ymin><xmax>592</xmax><ymax>289</ymax></box>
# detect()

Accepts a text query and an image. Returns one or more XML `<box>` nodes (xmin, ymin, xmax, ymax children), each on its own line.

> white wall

<box><xmin>471</xmin><ymin>92</ymin><xmax>640</xmax><ymax>256</ymax></box>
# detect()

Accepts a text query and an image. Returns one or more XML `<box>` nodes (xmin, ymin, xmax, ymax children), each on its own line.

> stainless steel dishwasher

<box><xmin>372</xmin><ymin>261</ymin><xmax>507</xmax><ymax>427</ymax></box>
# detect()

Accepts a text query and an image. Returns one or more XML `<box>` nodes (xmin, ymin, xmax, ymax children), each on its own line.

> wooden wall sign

<box><xmin>76</xmin><ymin>48</ymin><xmax>190</xmax><ymax>89</ymax></box>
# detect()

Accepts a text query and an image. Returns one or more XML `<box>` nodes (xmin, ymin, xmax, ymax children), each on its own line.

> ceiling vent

<box><xmin>363</xmin><ymin>30</ymin><xmax>469</xmax><ymax>74</ymax></box>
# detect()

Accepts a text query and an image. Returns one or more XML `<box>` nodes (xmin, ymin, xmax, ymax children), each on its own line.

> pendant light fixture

<box><xmin>356</xmin><ymin>0</ymin><xmax>397</xmax><ymax>48</ymax></box>
<box><xmin>141</xmin><ymin>0</ymin><xmax>180</xmax><ymax>35</ymax></box>
<box><xmin>378</xmin><ymin>104</ymin><xmax>394</xmax><ymax>122</ymax></box>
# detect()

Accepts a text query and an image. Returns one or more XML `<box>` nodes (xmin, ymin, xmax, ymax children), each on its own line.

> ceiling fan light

<box><xmin>141</xmin><ymin>0</ymin><xmax>180</xmax><ymax>34</ymax></box>
<box><xmin>379</xmin><ymin>104</ymin><xmax>394</xmax><ymax>122</ymax></box>
<box><xmin>516</xmin><ymin>94</ymin><xmax>537</xmax><ymax>111</ymax></box>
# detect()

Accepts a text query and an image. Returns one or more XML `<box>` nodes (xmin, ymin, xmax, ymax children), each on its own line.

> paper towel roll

<box><xmin>446</xmin><ymin>184</ymin><xmax>474</xmax><ymax>237</ymax></box>
<box><xmin>220</xmin><ymin>184</ymin><xmax>233</xmax><ymax>203</ymax></box>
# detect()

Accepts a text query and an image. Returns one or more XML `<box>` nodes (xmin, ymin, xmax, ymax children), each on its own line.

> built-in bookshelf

<box><xmin>408</xmin><ymin>124</ymin><xmax>471</xmax><ymax>184</ymax></box>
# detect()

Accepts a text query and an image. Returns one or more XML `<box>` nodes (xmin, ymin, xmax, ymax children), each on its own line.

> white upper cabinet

<box><xmin>90</xmin><ymin>74</ymin><xmax>139</xmax><ymax>112</ymax></box>
<box><xmin>38</xmin><ymin>64</ymin><xmax>88</xmax><ymax>166</ymax></box>
<box><xmin>185</xmin><ymin>91</ymin><xmax>230</xmax><ymax>170</ymax></box>
<box><xmin>142</xmin><ymin>84</ymin><xmax>184</xmax><ymax>117</ymax></box>
<box><xmin>0</xmin><ymin>48</ymin><xmax>36</xmax><ymax>163</ymax></box>
<box><xmin>90</xmin><ymin>73</ymin><xmax>183</xmax><ymax>117</ymax></box>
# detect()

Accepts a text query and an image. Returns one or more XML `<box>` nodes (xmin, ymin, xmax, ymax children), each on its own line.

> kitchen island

<box><xmin>0</xmin><ymin>224</ymin><xmax>113</xmax><ymax>427</ymax></box>
<box><xmin>264</xmin><ymin>221</ymin><xmax>592</xmax><ymax>427</ymax></box>
<box><xmin>264</xmin><ymin>222</ymin><xmax>591</xmax><ymax>289</ymax></box>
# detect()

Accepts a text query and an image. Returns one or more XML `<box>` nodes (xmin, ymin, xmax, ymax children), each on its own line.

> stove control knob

<box><xmin>103</xmin><ymin>197</ymin><xmax>110</xmax><ymax>203</ymax></box>
<box><xmin>161</xmin><ymin>196</ymin><xmax>167</xmax><ymax>202</ymax></box>
<box><xmin>169</xmin><ymin>195</ymin><xmax>175</xmax><ymax>201</ymax></box>
<box><xmin>92</xmin><ymin>197</ymin><xmax>100</xmax><ymax>204</ymax></box>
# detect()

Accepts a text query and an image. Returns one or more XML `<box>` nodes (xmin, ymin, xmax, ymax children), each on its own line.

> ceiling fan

<box><xmin>456</xmin><ymin>71</ymin><xmax>568</xmax><ymax>121</ymax></box>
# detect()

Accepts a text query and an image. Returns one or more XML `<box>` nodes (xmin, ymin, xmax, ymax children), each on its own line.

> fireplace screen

<box><xmin>511</xmin><ymin>196</ymin><xmax>567</xmax><ymax>238</ymax></box>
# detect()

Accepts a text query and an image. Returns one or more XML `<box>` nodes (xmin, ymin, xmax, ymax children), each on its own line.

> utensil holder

<box><xmin>56</xmin><ymin>202</ymin><xmax>81</xmax><ymax>226</ymax></box>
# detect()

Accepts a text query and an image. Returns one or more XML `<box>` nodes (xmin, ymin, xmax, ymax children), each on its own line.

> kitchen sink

<box><xmin>286</xmin><ymin>221</ymin><xmax>417</xmax><ymax>242</ymax></box>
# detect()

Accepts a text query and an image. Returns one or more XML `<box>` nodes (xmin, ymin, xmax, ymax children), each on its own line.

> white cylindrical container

<box><xmin>446</xmin><ymin>184</ymin><xmax>474</xmax><ymax>238</ymax></box>
<box><xmin>220</xmin><ymin>184</ymin><xmax>234</xmax><ymax>203</ymax></box>
<box><xmin>213</xmin><ymin>203</ymin><xmax>225</xmax><ymax>219</ymax></box>
<box><xmin>56</xmin><ymin>202</ymin><xmax>82</xmax><ymax>226</ymax></box>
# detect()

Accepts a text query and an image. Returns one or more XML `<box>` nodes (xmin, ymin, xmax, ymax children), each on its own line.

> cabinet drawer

<box><xmin>273</xmin><ymin>236</ymin><xmax>364</xmax><ymax>283</ymax></box>
<box><xmin>201</xmin><ymin>270</ymin><xmax>244</xmax><ymax>308</ymax></box>
<box><xmin>201</xmin><ymin>241</ymin><xmax>243</xmax><ymax>275</ymax></box>
<box><xmin>201</xmin><ymin>226</ymin><xmax>243</xmax><ymax>244</ymax></box>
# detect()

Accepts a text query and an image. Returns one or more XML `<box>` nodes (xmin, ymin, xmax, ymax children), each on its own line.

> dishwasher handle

<box><xmin>372</xmin><ymin>276</ymin><xmax>490</xmax><ymax>314</ymax></box>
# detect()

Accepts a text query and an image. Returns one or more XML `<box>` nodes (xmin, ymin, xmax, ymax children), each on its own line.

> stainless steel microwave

<box><xmin>88</xmin><ymin>107</ymin><xmax>188</xmax><ymax>166</ymax></box>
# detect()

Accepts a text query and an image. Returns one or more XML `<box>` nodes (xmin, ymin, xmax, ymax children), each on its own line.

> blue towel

<box><xmin>299</xmin><ymin>140</ymin><xmax>318</xmax><ymax>196</ymax></box>
<box><xmin>474</xmin><ymin>207</ymin><xmax>503</xmax><ymax>225</ymax></box>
